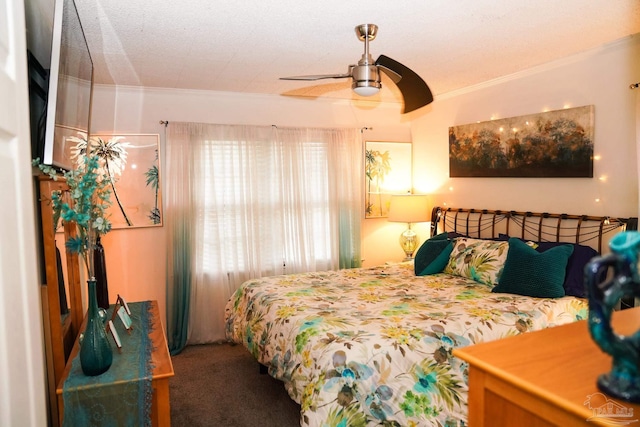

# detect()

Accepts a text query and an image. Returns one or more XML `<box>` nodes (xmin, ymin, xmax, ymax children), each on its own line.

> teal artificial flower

<box><xmin>34</xmin><ymin>145</ymin><xmax>113</xmax><ymax>279</ymax></box>
<box><xmin>93</xmin><ymin>217</ymin><xmax>109</xmax><ymax>233</ymax></box>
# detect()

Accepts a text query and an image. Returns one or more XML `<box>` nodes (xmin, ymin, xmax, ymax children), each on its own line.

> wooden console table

<box><xmin>454</xmin><ymin>307</ymin><xmax>640</xmax><ymax>426</ymax></box>
<box><xmin>56</xmin><ymin>300</ymin><xmax>174</xmax><ymax>426</ymax></box>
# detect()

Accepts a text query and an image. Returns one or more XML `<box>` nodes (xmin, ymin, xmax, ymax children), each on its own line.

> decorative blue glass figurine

<box><xmin>585</xmin><ymin>231</ymin><xmax>640</xmax><ymax>403</ymax></box>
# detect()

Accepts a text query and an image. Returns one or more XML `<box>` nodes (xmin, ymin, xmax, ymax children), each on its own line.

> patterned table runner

<box><xmin>62</xmin><ymin>300</ymin><xmax>155</xmax><ymax>427</ymax></box>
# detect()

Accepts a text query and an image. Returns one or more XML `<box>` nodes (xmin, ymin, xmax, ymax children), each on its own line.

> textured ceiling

<box><xmin>75</xmin><ymin>0</ymin><xmax>640</xmax><ymax>106</ymax></box>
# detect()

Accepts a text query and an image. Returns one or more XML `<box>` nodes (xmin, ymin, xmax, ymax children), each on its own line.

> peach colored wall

<box><xmin>367</xmin><ymin>37</ymin><xmax>640</xmax><ymax>266</ymax></box>
<box><xmin>91</xmin><ymin>35</ymin><xmax>640</xmax><ymax>320</ymax></box>
<box><xmin>99</xmin><ymin>227</ymin><xmax>167</xmax><ymax>323</ymax></box>
<box><xmin>361</xmin><ymin>218</ymin><xmax>432</xmax><ymax>266</ymax></box>
<box><xmin>411</xmin><ymin>36</ymin><xmax>639</xmax><ymax>219</ymax></box>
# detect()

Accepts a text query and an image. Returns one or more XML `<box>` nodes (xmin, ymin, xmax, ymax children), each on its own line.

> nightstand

<box><xmin>57</xmin><ymin>300</ymin><xmax>174</xmax><ymax>426</ymax></box>
<box><xmin>454</xmin><ymin>307</ymin><xmax>640</xmax><ymax>427</ymax></box>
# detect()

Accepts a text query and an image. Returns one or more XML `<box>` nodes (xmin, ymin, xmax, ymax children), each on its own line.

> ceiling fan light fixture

<box><xmin>353</xmin><ymin>82</ymin><xmax>381</xmax><ymax>96</ymax></box>
<box><xmin>352</xmin><ymin>63</ymin><xmax>381</xmax><ymax>96</ymax></box>
<box><xmin>280</xmin><ymin>23</ymin><xmax>433</xmax><ymax>113</ymax></box>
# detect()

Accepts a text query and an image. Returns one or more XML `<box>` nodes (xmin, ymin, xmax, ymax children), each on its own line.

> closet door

<box><xmin>0</xmin><ymin>0</ymin><xmax>48</xmax><ymax>425</ymax></box>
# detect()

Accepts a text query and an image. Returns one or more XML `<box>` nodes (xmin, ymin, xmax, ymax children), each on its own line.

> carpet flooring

<box><xmin>169</xmin><ymin>342</ymin><xmax>301</xmax><ymax>426</ymax></box>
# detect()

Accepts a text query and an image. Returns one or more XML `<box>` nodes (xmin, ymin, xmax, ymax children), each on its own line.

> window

<box><xmin>200</xmin><ymin>137</ymin><xmax>344</xmax><ymax>278</ymax></box>
<box><xmin>165</xmin><ymin>123</ymin><xmax>362</xmax><ymax>344</ymax></box>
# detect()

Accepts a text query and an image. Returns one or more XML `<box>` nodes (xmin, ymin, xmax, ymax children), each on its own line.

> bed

<box><xmin>224</xmin><ymin>207</ymin><xmax>637</xmax><ymax>426</ymax></box>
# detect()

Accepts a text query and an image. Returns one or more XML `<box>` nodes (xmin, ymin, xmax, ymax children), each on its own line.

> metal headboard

<box><xmin>430</xmin><ymin>207</ymin><xmax>638</xmax><ymax>254</ymax></box>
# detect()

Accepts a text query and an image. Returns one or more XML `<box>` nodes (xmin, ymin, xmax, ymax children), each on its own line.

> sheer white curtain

<box><xmin>637</xmin><ymin>87</ymin><xmax>640</xmax><ymax>217</ymax></box>
<box><xmin>165</xmin><ymin>122</ymin><xmax>362</xmax><ymax>345</ymax></box>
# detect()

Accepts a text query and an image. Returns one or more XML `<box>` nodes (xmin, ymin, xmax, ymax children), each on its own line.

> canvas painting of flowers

<box><xmin>449</xmin><ymin>105</ymin><xmax>594</xmax><ymax>177</ymax></box>
<box><xmin>89</xmin><ymin>133</ymin><xmax>162</xmax><ymax>229</ymax></box>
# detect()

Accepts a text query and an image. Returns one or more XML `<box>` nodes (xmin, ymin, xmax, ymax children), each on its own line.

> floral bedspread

<box><xmin>224</xmin><ymin>263</ymin><xmax>588</xmax><ymax>427</ymax></box>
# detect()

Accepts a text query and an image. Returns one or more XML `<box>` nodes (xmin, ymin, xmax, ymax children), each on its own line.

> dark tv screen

<box><xmin>41</xmin><ymin>0</ymin><xmax>93</xmax><ymax>170</ymax></box>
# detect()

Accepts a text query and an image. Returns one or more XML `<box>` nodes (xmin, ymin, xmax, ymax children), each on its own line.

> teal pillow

<box><xmin>418</xmin><ymin>241</ymin><xmax>453</xmax><ymax>275</ymax></box>
<box><xmin>414</xmin><ymin>232</ymin><xmax>449</xmax><ymax>275</ymax></box>
<box><xmin>432</xmin><ymin>232</ymin><xmax>449</xmax><ymax>241</ymax></box>
<box><xmin>492</xmin><ymin>238</ymin><xmax>574</xmax><ymax>298</ymax></box>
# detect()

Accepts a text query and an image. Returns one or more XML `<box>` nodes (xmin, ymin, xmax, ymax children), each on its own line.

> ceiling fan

<box><xmin>280</xmin><ymin>24</ymin><xmax>433</xmax><ymax>114</ymax></box>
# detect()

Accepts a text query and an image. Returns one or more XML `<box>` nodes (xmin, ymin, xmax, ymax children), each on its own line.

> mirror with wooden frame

<box><xmin>37</xmin><ymin>175</ymin><xmax>84</xmax><ymax>426</ymax></box>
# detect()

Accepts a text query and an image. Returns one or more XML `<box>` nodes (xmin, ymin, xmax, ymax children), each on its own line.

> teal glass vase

<box><xmin>80</xmin><ymin>279</ymin><xmax>113</xmax><ymax>376</ymax></box>
<box><xmin>585</xmin><ymin>231</ymin><xmax>640</xmax><ymax>402</ymax></box>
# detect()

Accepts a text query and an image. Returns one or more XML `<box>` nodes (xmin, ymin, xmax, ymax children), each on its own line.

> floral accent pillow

<box><xmin>443</xmin><ymin>237</ymin><xmax>509</xmax><ymax>286</ymax></box>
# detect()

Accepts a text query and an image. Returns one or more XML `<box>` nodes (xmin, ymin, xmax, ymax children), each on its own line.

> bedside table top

<box><xmin>454</xmin><ymin>306</ymin><xmax>640</xmax><ymax>425</ymax></box>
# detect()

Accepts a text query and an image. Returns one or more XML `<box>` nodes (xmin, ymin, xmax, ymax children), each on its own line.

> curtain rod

<box><xmin>159</xmin><ymin>121</ymin><xmax>371</xmax><ymax>131</ymax></box>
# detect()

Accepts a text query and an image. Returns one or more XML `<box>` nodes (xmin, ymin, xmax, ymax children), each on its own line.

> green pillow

<box><xmin>492</xmin><ymin>238</ymin><xmax>574</xmax><ymax>298</ymax></box>
<box><xmin>414</xmin><ymin>232</ymin><xmax>449</xmax><ymax>275</ymax></box>
<box><xmin>418</xmin><ymin>241</ymin><xmax>454</xmax><ymax>275</ymax></box>
<box><xmin>432</xmin><ymin>232</ymin><xmax>449</xmax><ymax>241</ymax></box>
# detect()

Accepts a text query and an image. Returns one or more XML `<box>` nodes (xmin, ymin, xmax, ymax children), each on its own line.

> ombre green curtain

<box><xmin>165</xmin><ymin>122</ymin><xmax>362</xmax><ymax>347</ymax></box>
<box><xmin>327</xmin><ymin>129</ymin><xmax>362</xmax><ymax>269</ymax></box>
<box><xmin>164</xmin><ymin>124</ymin><xmax>195</xmax><ymax>354</ymax></box>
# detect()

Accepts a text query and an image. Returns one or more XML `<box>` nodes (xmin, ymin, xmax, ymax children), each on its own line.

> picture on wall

<box><xmin>449</xmin><ymin>105</ymin><xmax>594</xmax><ymax>178</ymax></box>
<box><xmin>365</xmin><ymin>141</ymin><xmax>412</xmax><ymax>218</ymax></box>
<box><xmin>92</xmin><ymin>133</ymin><xmax>162</xmax><ymax>229</ymax></box>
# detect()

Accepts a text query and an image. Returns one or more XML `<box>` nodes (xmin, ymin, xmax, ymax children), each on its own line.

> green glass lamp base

<box><xmin>399</xmin><ymin>228</ymin><xmax>419</xmax><ymax>259</ymax></box>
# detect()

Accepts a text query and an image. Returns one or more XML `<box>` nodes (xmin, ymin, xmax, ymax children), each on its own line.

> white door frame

<box><xmin>0</xmin><ymin>0</ymin><xmax>48</xmax><ymax>425</ymax></box>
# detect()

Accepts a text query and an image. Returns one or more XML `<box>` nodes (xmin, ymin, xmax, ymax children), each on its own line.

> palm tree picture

<box><xmin>69</xmin><ymin>133</ymin><xmax>133</xmax><ymax>225</ymax></box>
<box><xmin>364</xmin><ymin>141</ymin><xmax>413</xmax><ymax>218</ymax></box>
<box><xmin>79</xmin><ymin>133</ymin><xmax>163</xmax><ymax>229</ymax></box>
<box><xmin>365</xmin><ymin>148</ymin><xmax>391</xmax><ymax>217</ymax></box>
<box><xmin>145</xmin><ymin>149</ymin><xmax>161</xmax><ymax>224</ymax></box>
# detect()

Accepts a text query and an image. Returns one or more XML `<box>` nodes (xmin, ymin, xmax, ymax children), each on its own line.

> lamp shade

<box><xmin>388</xmin><ymin>195</ymin><xmax>430</xmax><ymax>223</ymax></box>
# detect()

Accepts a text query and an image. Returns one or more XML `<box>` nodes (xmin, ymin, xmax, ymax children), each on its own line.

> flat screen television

<box><xmin>38</xmin><ymin>0</ymin><xmax>93</xmax><ymax>171</ymax></box>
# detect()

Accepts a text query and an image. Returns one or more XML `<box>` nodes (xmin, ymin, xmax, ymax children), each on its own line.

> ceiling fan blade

<box><xmin>375</xmin><ymin>54</ymin><xmax>433</xmax><ymax>113</ymax></box>
<box><xmin>280</xmin><ymin>73</ymin><xmax>351</xmax><ymax>81</ymax></box>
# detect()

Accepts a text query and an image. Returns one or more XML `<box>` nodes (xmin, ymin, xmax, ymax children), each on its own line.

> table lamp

<box><xmin>388</xmin><ymin>194</ymin><xmax>430</xmax><ymax>260</ymax></box>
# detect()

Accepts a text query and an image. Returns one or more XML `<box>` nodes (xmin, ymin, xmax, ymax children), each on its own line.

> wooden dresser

<box><xmin>56</xmin><ymin>300</ymin><xmax>174</xmax><ymax>426</ymax></box>
<box><xmin>454</xmin><ymin>307</ymin><xmax>640</xmax><ymax>427</ymax></box>
<box><xmin>38</xmin><ymin>176</ymin><xmax>174</xmax><ymax>426</ymax></box>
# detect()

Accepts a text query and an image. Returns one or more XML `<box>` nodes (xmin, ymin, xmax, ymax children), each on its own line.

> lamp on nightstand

<box><xmin>388</xmin><ymin>194</ymin><xmax>430</xmax><ymax>261</ymax></box>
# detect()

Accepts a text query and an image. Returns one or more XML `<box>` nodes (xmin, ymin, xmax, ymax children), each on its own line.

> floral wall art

<box><xmin>365</xmin><ymin>141</ymin><xmax>412</xmax><ymax>218</ymax></box>
<box><xmin>88</xmin><ymin>134</ymin><xmax>163</xmax><ymax>229</ymax></box>
<box><xmin>449</xmin><ymin>105</ymin><xmax>594</xmax><ymax>178</ymax></box>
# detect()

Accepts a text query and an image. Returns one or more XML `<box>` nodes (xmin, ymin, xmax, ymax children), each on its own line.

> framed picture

<box><xmin>117</xmin><ymin>306</ymin><xmax>133</xmax><ymax>331</ymax></box>
<box><xmin>107</xmin><ymin>320</ymin><xmax>122</xmax><ymax>351</ymax></box>
<box><xmin>449</xmin><ymin>105</ymin><xmax>594</xmax><ymax>177</ymax></box>
<box><xmin>92</xmin><ymin>133</ymin><xmax>163</xmax><ymax>228</ymax></box>
<box><xmin>365</xmin><ymin>141</ymin><xmax>412</xmax><ymax>218</ymax></box>
<box><xmin>118</xmin><ymin>294</ymin><xmax>131</xmax><ymax>315</ymax></box>
<box><xmin>111</xmin><ymin>294</ymin><xmax>133</xmax><ymax>332</ymax></box>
